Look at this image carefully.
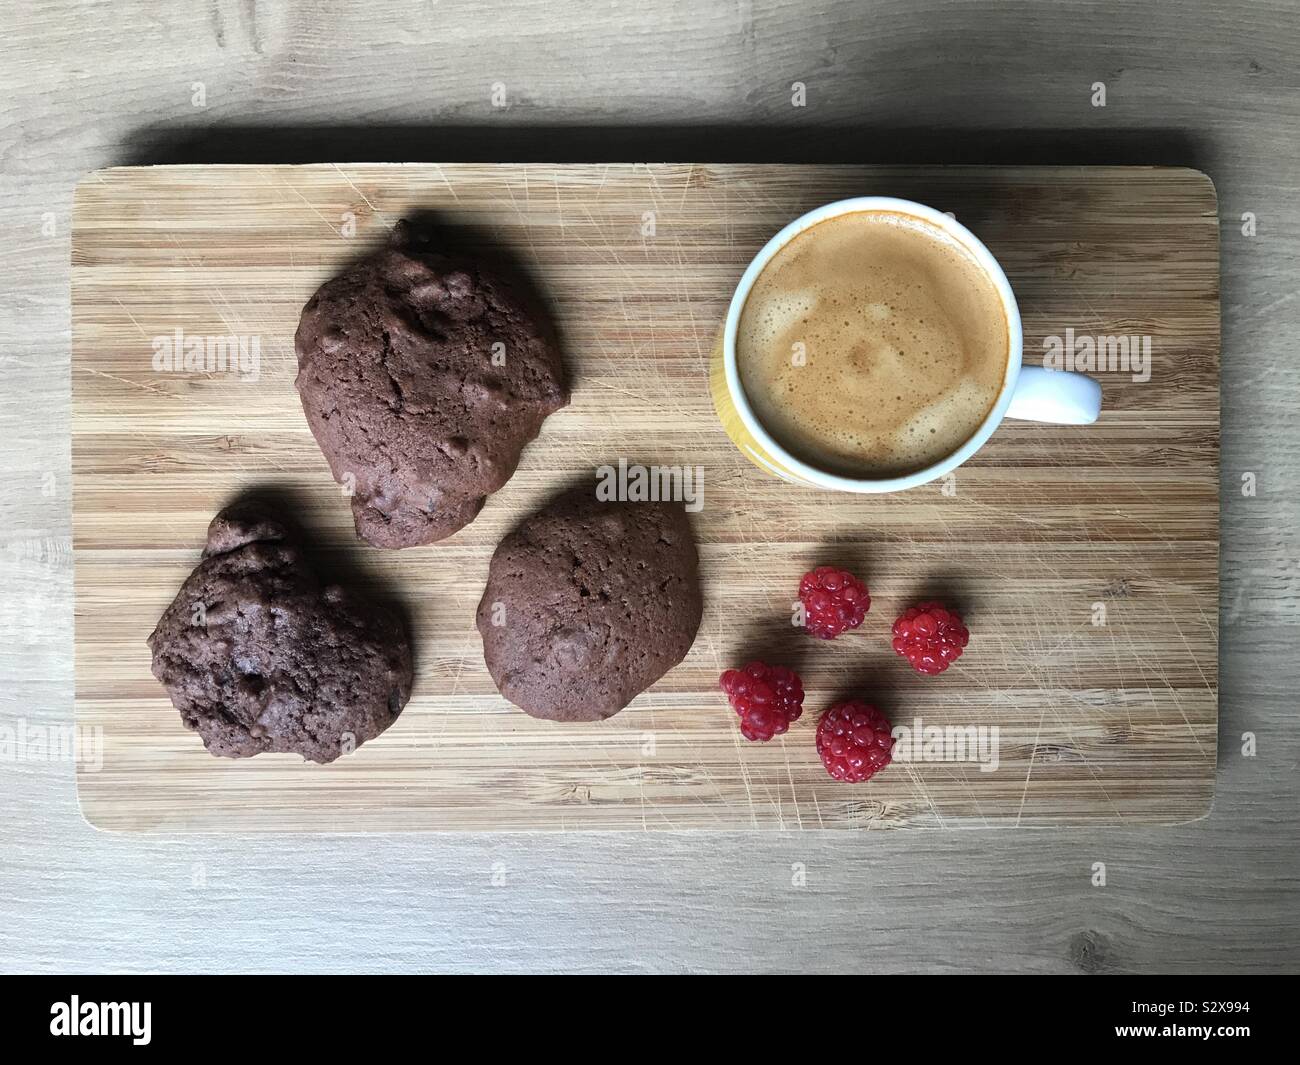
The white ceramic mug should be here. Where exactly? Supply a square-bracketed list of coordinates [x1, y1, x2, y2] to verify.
[711, 196, 1102, 492]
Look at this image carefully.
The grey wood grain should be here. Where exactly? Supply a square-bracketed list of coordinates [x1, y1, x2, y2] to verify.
[1, 0, 1297, 973]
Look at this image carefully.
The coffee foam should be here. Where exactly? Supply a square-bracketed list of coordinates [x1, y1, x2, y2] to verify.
[736, 210, 1009, 478]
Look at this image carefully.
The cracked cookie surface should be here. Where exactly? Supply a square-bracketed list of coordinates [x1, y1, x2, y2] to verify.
[476, 486, 703, 721]
[294, 220, 569, 548]
[147, 503, 413, 763]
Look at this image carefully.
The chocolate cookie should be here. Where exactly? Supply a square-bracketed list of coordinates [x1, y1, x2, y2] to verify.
[147, 502, 413, 763]
[476, 486, 703, 721]
[294, 221, 569, 548]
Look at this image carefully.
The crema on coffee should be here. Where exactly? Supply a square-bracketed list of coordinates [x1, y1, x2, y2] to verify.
[736, 210, 1009, 478]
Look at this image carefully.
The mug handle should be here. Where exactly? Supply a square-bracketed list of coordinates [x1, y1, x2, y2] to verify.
[1006, 366, 1102, 424]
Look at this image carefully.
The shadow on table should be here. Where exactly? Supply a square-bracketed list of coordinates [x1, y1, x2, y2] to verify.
[121, 123, 1208, 170]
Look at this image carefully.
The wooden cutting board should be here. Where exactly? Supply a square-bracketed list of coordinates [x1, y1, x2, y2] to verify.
[72, 164, 1219, 832]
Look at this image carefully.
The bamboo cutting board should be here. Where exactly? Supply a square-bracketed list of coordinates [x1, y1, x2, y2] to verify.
[72, 164, 1219, 832]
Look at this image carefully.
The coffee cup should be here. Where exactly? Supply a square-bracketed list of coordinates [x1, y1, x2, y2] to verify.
[710, 196, 1102, 492]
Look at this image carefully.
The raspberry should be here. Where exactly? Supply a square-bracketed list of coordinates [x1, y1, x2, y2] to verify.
[799, 566, 871, 639]
[816, 701, 895, 783]
[719, 661, 805, 742]
[891, 601, 969, 674]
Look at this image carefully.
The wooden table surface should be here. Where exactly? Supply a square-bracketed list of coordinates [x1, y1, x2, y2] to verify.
[2, 0, 1297, 973]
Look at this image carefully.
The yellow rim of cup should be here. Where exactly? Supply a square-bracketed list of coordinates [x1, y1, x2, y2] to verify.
[708, 327, 819, 487]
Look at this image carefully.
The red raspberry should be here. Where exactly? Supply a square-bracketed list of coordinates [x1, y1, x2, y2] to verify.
[891, 601, 969, 674]
[816, 701, 895, 783]
[799, 566, 871, 639]
[719, 661, 805, 742]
